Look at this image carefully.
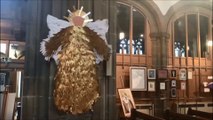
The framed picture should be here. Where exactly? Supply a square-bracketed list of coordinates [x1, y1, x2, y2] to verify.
[204, 88, 210, 92]
[160, 82, 166, 90]
[148, 69, 156, 79]
[0, 40, 9, 59]
[148, 81, 155, 91]
[0, 40, 25, 60]
[171, 88, 176, 97]
[179, 69, 186, 80]
[171, 70, 176, 78]
[188, 71, 192, 79]
[129, 67, 147, 91]
[118, 88, 136, 118]
[157, 69, 168, 79]
[203, 82, 210, 92]
[181, 82, 186, 90]
[207, 76, 213, 79]
[171, 80, 176, 87]
[9, 41, 25, 60]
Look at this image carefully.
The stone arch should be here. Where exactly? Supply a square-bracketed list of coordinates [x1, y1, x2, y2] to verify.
[117, 0, 161, 33]
[165, 0, 212, 33]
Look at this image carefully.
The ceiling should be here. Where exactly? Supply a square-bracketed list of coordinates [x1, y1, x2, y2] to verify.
[153, 0, 180, 15]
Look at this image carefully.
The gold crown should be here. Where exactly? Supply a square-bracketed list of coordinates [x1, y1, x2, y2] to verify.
[64, 6, 93, 26]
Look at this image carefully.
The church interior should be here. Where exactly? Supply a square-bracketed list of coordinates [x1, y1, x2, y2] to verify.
[0, 0, 212, 120]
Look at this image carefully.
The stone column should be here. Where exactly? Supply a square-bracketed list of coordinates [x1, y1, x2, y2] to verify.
[150, 33, 161, 68]
[150, 33, 162, 117]
[22, 0, 51, 119]
[105, 0, 118, 120]
[149, 32, 170, 117]
[160, 33, 171, 115]
[81, 0, 118, 119]
[160, 33, 170, 68]
[150, 32, 170, 68]
[22, 0, 78, 119]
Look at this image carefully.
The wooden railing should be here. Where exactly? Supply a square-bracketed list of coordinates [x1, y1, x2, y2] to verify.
[124, 109, 212, 120]
[130, 109, 165, 120]
[187, 107, 213, 120]
[164, 109, 208, 120]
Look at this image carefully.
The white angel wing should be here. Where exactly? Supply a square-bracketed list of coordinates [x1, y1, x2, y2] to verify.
[86, 19, 109, 63]
[40, 14, 70, 62]
[93, 49, 104, 64]
[86, 19, 108, 42]
[46, 14, 71, 38]
[52, 46, 61, 64]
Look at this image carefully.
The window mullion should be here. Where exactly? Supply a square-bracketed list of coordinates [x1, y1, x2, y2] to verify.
[197, 13, 201, 62]
[208, 17, 212, 59]
[185, 14, 188, 63]
[172, 21, 175, 66]
[145, 17, 148, 65]
[129, 6, 133, 65]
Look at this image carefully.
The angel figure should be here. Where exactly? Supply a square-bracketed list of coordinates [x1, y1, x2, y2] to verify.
[40, 7, 110, 114]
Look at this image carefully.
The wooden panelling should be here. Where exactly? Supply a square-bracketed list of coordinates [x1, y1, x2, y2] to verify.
[206, 60, 212, 67]
[131, 55, 146, 65]
[178, 89, 186, 98]
[174, 58, 180, 66]
[200, 76, 207, 82]
[188, 78, 197, 98]
[194, 59, 199, 66]
[116, 66, 130, 88]
[181, 58, 186, 66]
[116, 54, 148, 66]
[147, 56, 152, 66]
[168, 57, 173, 66]
[188, 58, 193, 66]
[205, 69, 212, 75]
[173, 58, 195, 67]
[116, 54, 130, 64]
[200, 69, 207, 75]
[200, 58, 206, 66]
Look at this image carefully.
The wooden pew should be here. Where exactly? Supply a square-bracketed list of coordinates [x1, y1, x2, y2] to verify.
[130, 109, 165, 120]
[164, 109, 208, 120]
[187, 107, 213, 120]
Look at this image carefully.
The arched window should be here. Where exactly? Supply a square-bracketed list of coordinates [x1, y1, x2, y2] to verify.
[115, 1, 153, 92]
[174, 14, 210, 58]
[116, 3, 146, 55]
